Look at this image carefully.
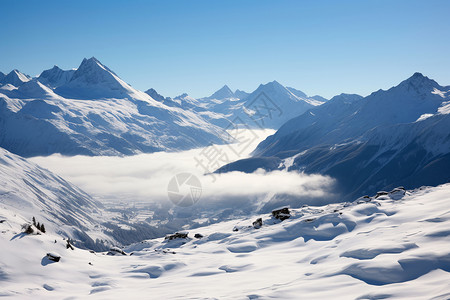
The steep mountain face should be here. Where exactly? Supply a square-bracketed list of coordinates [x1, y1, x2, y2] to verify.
[38, 65, 75, 88]
[286, 86, 308, 98]
[0, 69, 30, 86]
[0, 57, 230, 157]
[219, 73, 450, 199]
[0, 147, 112, 250]
[0, 71, 5, 81]
[145, 88, 170, 103]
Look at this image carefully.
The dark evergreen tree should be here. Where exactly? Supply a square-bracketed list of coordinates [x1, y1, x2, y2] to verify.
[32, 217, 36, 226]
[40, 224, 46, 233]
[36, 222, 40, 230]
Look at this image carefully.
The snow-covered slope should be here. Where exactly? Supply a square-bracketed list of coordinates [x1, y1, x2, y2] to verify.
[38, 65, 75, 88]
[15, 80, 62, 99]
[0, 58, 230, 157]
[1, 184, 449, 298]
[0, 147, 112, 250]
[0, 69, 30, 86]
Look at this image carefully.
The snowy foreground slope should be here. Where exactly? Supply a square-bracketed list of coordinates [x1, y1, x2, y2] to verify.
[0, 147, 114, 250]
[1, 184, 449, 299]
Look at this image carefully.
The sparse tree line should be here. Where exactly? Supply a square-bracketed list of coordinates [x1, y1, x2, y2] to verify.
[22, 216, 46, 234]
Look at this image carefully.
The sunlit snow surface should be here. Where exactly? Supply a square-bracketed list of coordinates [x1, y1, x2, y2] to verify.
[1, 184, 449, 299]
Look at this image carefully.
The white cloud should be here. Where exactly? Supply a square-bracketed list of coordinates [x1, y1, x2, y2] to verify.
[30, 129, 336, 210]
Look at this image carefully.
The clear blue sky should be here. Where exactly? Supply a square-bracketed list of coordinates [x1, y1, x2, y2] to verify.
[1, 0, 449, 99]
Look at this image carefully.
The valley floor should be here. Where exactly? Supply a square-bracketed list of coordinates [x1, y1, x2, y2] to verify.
[1, 184, 450, 299]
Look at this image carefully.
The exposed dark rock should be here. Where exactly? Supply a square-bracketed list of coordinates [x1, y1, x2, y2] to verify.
[272, 207, 291, 221]
[253, 218, 263, 229]
[194, 233, 204, 239]
[165, 232, 188, 241]
[375, 191, 389, 199]
[46, 252, 61, 262]
[66, 239, 74, 250]
[107, 246, 126, 256]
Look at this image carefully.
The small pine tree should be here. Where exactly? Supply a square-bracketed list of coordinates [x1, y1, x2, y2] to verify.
[40, 224, 46, 233]
[36, 222, 40, 230]
[32, 217, 36, 226]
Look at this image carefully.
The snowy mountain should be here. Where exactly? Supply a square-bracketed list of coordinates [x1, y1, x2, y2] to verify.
[0, 69, 30, 86]
[234, 88, 249, 99]
[219, 73, 450, 199]
[1, 183, 450, 298]
[0, 58, 231, 157]
[0, 71, 5, 82]
[239, 80, 325, 128]
[38, 65, 75, 88]
[207, 84, 235, 100]
[15, 80, 62, 99]
[286, 86, 308, 98]
[55, 57, 150, 100]
[141, 82, 326, 131]
[0, 147, 113, 250]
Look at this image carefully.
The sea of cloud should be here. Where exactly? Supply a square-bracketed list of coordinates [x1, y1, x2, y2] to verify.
[31, 129, 336, 210]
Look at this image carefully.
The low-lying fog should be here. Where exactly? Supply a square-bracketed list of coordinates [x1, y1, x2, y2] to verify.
[31, 129, 336, 214]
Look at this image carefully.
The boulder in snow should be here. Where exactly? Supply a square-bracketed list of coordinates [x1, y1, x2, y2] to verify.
[46, 252, 61, 262]
[253, 218, 263, 229]
[107, 247, 127, 256]
[272, 207, 291, 221]
[165, 232, 189, 241]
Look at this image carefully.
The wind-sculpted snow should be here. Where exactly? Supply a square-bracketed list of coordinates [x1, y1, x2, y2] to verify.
[1, 184, 449, 298]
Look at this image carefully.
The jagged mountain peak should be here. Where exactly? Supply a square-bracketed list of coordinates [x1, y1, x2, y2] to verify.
[38, 65, 75, 88]
[208, 84, 235, 99]
[1, 69, 30, 86]
[145, 88, 169, 102]
[70, 57, 115, 81]
[54, 57, 151, 100]
[398, 72, 440, 92]
[234, 89, 249, 99]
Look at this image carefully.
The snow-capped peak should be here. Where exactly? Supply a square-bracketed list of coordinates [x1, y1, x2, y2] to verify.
[208, 84, 235, 99]
[55, 57, 151, 100]
[1, 69, 31, 86]
[38, 65, 75, 88]
[69, 56, 117, 83]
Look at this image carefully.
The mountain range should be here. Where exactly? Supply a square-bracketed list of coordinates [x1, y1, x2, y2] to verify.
[0, 57, 326, 156]
[218, 73, 450, 200]
[0, 58, 232, 156]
